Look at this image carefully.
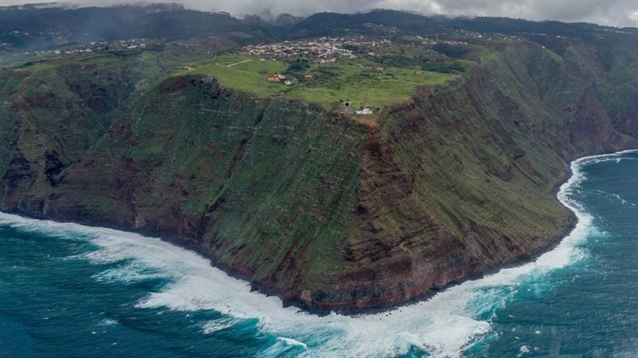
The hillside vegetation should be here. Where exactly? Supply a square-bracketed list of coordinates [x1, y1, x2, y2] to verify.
[0, 8, 637, 313]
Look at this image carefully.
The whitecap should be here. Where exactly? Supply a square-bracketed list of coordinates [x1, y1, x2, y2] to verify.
[277, 337, 308, 349]
[260, 336, 310, 357]
[99, 318, 119, 326]
[517, 345, 530, 357]
[200, 319, 240, 334]
[92, 262, 164, 284]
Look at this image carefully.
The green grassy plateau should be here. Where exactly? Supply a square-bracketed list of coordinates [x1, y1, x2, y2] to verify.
[175, 53, 454, 110]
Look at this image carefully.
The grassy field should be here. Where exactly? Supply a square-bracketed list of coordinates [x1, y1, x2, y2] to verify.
[1, 46, 456, 111]
[174, 53, 455, 110]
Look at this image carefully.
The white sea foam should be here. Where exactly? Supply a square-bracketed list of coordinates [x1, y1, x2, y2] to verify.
[517, 345, 530, 357]
[1, 150, 634, 357]
[99, 318, 119, 326]
[261, 336, 310, 356]
[201, 319, 240, 334]
[92, 262, 164, 284]
[277, 337, 308, 349]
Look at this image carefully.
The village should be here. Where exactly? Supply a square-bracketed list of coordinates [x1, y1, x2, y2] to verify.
[8, 37, 155, 57]
[244, 37, 360, 63]
[242, 34, 477, 63]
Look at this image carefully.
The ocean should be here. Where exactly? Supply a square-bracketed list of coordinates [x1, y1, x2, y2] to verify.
[1, 149, 636, 358]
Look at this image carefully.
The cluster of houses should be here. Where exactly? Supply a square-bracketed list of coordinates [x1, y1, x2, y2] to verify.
[111, 38, 147, 49]
[243, 36, 407, 63]
[53, 48, 93, 55]
[26, 38, 148, 56]
[266, 73, 314, 86]
[30, 43, 102, 56]
[244, 37, 358, 63]
[266, 73, 292, 85]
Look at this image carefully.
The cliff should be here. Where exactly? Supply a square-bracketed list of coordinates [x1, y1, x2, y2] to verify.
[1, 38, 637, 314]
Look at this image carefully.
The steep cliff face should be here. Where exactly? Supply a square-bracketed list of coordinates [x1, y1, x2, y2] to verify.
[1, 40, 636, 313]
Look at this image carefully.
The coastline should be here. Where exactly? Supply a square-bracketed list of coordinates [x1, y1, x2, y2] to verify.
[0, 202, 575, 317]
[420, 149, 638, 307]
[3, 150, 636, 316]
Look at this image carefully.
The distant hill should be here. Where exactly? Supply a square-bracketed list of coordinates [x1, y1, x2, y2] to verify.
[3, 5, 636, 53]
[0, 4, 264, 51]
[286, 9, 638, 41]
[285, 10, 445, 39]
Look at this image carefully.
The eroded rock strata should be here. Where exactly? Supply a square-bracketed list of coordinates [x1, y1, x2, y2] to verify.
[1, 40, 636, 314]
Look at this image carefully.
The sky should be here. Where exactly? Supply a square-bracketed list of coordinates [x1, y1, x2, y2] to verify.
[1, 0, 638, 27]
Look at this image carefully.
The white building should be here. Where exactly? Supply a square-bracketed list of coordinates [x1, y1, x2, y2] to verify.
[356, 108, 373, 115]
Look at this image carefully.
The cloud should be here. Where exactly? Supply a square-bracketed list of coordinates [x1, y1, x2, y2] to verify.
[2, 0, 637, 27]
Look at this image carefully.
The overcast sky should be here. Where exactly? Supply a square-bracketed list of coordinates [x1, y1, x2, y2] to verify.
[2, 0, 638, 27]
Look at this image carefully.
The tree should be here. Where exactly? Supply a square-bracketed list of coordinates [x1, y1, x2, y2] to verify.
[287, 58, 309, 72]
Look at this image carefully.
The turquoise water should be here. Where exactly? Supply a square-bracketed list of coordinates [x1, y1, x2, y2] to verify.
[1, 150, 636, 357]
